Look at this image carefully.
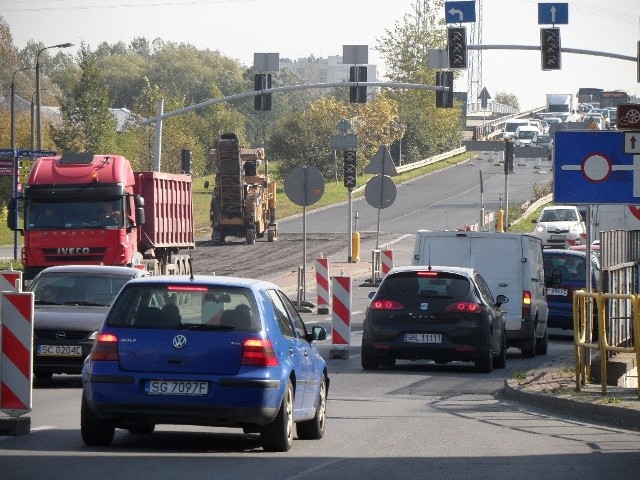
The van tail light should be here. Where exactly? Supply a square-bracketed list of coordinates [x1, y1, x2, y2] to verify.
[369, 299, 404, 310]
[445, 302, 483, 313]
[241, 339, 279, 367]
[522, 291, 532, 318]
[90, 333, 119, 361]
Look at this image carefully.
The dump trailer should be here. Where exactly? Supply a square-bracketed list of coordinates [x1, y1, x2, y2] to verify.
[209, 133, 277, 245]
[8, 152, 194, 279]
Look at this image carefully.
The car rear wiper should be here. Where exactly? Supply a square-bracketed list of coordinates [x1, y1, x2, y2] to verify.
[186, 324, 235, 330]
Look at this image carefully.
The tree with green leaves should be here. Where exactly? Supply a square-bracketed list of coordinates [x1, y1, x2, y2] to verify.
[51, 43, 118, 153]
[494, 91, 520, 112]
[375, 1, 462, 162]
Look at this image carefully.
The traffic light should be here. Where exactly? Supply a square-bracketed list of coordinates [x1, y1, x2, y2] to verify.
[540, 27, 561, 70]
[254, 73, 272, 110]
[181, 149, 192, 174]
[447, 27, 467, 69]
[435, 71, 453, 108]
[349, 66, 367, 103]
[504, 139, 514, 174]
[344, 149, 357, 189]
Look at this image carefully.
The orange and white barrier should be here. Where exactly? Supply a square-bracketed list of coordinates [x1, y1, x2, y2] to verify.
[329, 276, 351, 359]
[315, 257, 330, 314]
[1, 291, 34, 417]
[381, 249, 394, 278]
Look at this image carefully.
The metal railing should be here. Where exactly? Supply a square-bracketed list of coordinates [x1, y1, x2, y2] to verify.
[573, 290, 640, 399]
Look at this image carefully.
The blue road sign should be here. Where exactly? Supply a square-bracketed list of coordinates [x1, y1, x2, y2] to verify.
[538, 3, 568, 25]
[445, 1, 476, 24]
[0, 149, 57, 158]
[554, 130, 638, 204]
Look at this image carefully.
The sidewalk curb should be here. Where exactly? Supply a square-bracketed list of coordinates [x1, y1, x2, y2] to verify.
[502, 380, 640, 431]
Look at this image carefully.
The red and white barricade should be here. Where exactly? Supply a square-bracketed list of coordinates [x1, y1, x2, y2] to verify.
[381, 249, 394, 278]
[315, 257, 330, 314]
[1, 291, 34, 417]
[330, 276, 351, 359]
[0, 270, 22, 293]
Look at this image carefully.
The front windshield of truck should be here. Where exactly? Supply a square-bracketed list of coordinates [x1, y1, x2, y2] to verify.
[26, 200, 124, 230]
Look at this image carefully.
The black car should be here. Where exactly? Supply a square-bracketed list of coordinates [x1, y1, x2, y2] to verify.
[361, 266, 508, 373]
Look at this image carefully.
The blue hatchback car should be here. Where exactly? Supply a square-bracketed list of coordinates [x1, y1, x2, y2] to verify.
[543, 249, 600, 330]
[81, 275, 329, 452]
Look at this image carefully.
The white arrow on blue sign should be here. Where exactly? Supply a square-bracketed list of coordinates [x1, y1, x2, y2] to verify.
[538, 3, 568, 25]
[444, 1, 476, 24]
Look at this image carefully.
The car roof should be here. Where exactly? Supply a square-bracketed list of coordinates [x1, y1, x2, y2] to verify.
[543, 248, 586, 258]
[34, 265, 149, 277]
[123, 274, 279, 290]
[386, 265, 476, 277]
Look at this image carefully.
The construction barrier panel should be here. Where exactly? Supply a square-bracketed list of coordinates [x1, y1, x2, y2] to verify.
[381, 249, 394, 278]
[0, 270, 22, 294]
[1, 291, 34, 417]
[330, 276, 352, 359]
[315, 257, 330, 314]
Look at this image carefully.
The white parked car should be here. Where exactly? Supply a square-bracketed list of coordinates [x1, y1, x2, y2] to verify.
[532, 206, 586, 248]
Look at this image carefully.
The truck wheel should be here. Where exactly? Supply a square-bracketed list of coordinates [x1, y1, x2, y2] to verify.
[246, 227, 256, 245]
[212, 230, 222, 245]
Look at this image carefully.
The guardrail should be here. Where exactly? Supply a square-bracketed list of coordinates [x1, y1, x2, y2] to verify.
[395, 146, 466, 174]
[573, 290, 640, 398]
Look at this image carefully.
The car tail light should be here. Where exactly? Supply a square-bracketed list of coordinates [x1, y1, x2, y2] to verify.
[90, 333, 118, 361]
[369, 299, 404, 310]
[522, 291, 532, 317]
[445, 302, 483, 313]
[241, 339, 279, 367]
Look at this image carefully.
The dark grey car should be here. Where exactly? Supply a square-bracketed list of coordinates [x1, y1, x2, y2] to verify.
[28, 265, 149, 379]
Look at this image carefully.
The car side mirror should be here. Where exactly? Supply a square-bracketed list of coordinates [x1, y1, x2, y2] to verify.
[308, 325, 327, 343]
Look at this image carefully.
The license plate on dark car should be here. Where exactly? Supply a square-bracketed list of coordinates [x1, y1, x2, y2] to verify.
[404, 333, 442, 343]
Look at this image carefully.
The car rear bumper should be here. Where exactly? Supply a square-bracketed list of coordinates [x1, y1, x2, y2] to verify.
[83, 373, 284, 427]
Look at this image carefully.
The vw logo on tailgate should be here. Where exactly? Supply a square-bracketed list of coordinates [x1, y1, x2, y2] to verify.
[172, 335, 187, 349]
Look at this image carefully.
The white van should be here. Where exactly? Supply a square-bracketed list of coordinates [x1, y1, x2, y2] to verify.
[503, 119, 530, 140]
[412, 230, 549, 358]
[514, 125, 540, 147]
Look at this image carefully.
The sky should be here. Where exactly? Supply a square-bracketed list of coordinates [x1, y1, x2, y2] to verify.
[2, 0, 639, 111]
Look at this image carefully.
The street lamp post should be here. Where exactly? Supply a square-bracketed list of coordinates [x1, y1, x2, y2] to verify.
[11, 67, 32, 260]
[36, 42, 73, 150]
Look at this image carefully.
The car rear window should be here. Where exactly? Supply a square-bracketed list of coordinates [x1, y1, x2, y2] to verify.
[381, 272, 471, 300]
[105, 283, 260, 331]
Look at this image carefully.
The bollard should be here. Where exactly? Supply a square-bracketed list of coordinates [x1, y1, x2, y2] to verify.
[371, 249, 382, 285]
[315, 257, 330, 314]
[330, 276, 352, 359]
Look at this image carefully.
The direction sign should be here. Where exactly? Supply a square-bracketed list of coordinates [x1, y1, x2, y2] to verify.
[478, 87, 490, 108]
[0, 149, 57, 158]
[624, 132, 640, 155]
[444, 1, 476, 24]
[617, 104, 640, 130]
[554, 130, 638, 204]
[538, 3, 568, 25]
